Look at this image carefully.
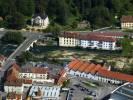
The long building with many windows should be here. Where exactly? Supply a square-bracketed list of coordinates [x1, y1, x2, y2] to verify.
[59, 32, 124, 50]
[65, 59, 133, 84]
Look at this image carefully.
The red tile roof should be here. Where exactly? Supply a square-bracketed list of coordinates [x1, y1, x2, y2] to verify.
[11, 63, 21, 71]
[85, 63, 96, 73]
[6, 68, 19, 81]
[68, 59, 133, 82]
[60, 32, 80, 38]
[72, 61, 84, 71]
[78, 62, 90, 72]
[5, 79, 23, 86]
[22, 79, 32, 84]
[68, 59, 79, 69]
[88, 32, 124, 37]
[91, 64, 101, 74]
[121, 15, 133, 23]
[56, 69, 67, 85]
[70, 60, 82, 70]
[98, 69, 133, 82]
[80, 35, 116, 42]
[68, 60, 107, 74]
[60, 32, 118, 42]
[5, 79, 32, 86]
[20, 67, 48, 74]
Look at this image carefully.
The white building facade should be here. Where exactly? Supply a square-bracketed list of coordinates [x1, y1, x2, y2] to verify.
[4, 85, 23, 94]
[80, 40, 116, 50]
[65, 59, 133, 84]
[121, 16, 133, 29]
[28, 84, 61, 100]
[31, 13, 49, 29]
[19, 67, 54, 83]
[59, 32, 121, 50]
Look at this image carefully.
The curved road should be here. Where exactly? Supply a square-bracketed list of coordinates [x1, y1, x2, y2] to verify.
[0, 30, 51, 80]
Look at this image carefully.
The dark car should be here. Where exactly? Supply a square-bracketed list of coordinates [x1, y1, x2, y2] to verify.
[70, 88, 75, 90]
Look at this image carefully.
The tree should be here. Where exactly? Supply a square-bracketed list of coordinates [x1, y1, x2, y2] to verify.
[88, 6, 113, 29]
[47, 0, 69, 25]
[62, 79, 70, 88]
[43, 24, 61, 38]
[16, 51, 33, 65]
[121, 36, 132, 57]
[35, 0, 48, 13]
[16, 0, 35, 16]
[55, 0, 69, 25]
[71, 21, 78, 29]
[1, 31, 24, 44]
[5, 12, 26, 29]
[0, 0, 17, 16]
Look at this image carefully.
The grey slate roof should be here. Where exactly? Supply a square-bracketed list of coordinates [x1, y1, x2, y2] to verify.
[32, 13, 48, 19]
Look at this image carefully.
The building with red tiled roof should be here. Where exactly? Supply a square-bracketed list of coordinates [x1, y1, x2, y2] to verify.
[80, 35, 117, 42]
[66, 59, 133, 84]
[78, 62, 90, 72]
[59, 32, 122, 50]
[18, 66, 54, 83]
[88, 32, 124, 39]
[54, 69, 68, 86]
[4, 63, 55, 96]
[121, 15, 133, 29]
[98, 69, 133, 83]
[20, 67, 48, 74]
[6, 64, 20, 81]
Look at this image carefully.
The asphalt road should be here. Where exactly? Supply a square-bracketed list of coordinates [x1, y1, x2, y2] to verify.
[0, 30, 51, 81]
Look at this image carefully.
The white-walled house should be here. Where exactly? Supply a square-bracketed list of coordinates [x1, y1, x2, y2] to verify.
[65, 59, 133, 84]
[31, 13, 49, 29]
[28, 83, 61, 100]
[19, 67, 54, 83]
[121, 15, 133, 30]
[4, 81, 23, 94]
[4, 79, 32, 94]
[59, 32, 123, 50]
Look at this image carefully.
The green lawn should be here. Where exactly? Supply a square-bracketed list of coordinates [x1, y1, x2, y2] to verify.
[82, 81, 97, 88]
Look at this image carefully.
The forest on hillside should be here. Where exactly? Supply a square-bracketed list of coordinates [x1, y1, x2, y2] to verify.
[0, 0, 133, 29]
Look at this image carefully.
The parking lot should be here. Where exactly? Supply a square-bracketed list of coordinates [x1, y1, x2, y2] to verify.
[67, 77, 117, 100]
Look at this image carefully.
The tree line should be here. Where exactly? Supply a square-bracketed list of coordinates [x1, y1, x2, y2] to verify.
[0, 0, 133, 29]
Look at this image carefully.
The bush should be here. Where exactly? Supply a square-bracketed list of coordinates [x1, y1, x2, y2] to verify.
[1, 31, 24, 44]
[84, 97, 92, 100]
[16, 51, 33, 65]
[5, 12, 26, 29]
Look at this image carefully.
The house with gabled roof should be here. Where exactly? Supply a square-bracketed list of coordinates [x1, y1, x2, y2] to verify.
[31, 13, 49, 29]
[121, 15, 133, 30]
